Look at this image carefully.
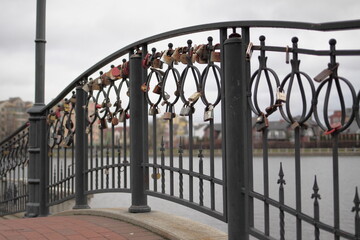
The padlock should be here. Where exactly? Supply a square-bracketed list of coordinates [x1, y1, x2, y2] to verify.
[314, 63, 339, 82]
[171, 47, 182, 62]
[149, 105, 160, 115]
[285, 45, 290, 64]
[204, 105, 214, 121]
[265, 103, 281, 116]
[188, 92, 201, 102]
[142, 53, 151, 69]
[121, 61, 130, 78]
[255, 114, 269, 132]
[110, 66, 121, 80]
[151, 172, 161, 180]
[64, 102, 70, 113]
[290, 121, 300, 130]
[324, 122, 342, 135]
[210, 43, 221, 62]
[63, 133, 73, 147]
[162, 105, 176, 120]
[194, 44, 208, 64]
[98, 118, 108, 129]
[119, 110, 130, 122]
[153, 82, 162, 94]
[276, 88, 287, 103]
[82, 83, 90, 92]
[86, 126, 92, 134]
[180, 104, 192, 116]
[152, 58, 163, 69]
[141, 82, 149, 92]
[101, 75, 111, 86]
[114, 100, 123, 112]
[163, 92, 170, 101]
[246, 42, 253, 61]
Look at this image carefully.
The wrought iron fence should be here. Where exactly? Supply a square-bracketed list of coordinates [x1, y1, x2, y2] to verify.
[0, 20, 360, 239]
[0, 123, 29, 216]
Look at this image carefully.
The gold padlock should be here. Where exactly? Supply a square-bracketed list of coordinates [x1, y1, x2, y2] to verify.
[188, 92, 201, 102]
[210, 43, 221, 62]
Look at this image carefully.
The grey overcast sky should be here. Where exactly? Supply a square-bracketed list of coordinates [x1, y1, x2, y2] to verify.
[0, 0, 359, 105]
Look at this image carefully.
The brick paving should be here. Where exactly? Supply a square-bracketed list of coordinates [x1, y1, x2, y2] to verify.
[0, 215, 166, 240]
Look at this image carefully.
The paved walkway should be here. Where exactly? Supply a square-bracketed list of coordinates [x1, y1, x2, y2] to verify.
[0, 215, 166, 240]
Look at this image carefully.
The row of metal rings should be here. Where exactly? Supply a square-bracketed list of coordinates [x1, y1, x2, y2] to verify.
[249, 36, 360, 134]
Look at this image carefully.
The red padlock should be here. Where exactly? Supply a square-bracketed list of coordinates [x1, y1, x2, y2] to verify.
[324, 122, 342, 135]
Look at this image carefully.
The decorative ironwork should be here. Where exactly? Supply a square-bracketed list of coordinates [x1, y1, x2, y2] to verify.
[0, 20, 359, 240]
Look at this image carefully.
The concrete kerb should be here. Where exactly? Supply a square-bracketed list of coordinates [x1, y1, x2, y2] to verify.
[53, 208, 228, 240]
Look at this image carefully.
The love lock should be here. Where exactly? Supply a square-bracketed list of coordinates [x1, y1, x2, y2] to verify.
[324, 122, 342, 135]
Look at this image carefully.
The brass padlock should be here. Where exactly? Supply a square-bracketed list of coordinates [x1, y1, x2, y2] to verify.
[112, 117, 119, 126]
[152, 58, 163, 69]
[141, 82, 149, 92]
[255, 114, 269, 132]
[188, 92, 201, 102]
[63, 102, 71, 113]
[314, 63, 339, 82]
[204, 105, 214, 121]
[276, 88, 287, 103]
[210, 43, 221, 62]
[153, 82, 162, 94]
[149, 106, 160, 115]
[171, 47, 182, 62]
[151, 172, 161, 180]
[162, 105, 176, 120]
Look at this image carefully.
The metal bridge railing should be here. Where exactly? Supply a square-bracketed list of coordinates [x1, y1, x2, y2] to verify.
[0, 20, 360, 240]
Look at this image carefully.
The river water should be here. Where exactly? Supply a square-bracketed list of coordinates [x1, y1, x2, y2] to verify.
[89, 155, 360, 239]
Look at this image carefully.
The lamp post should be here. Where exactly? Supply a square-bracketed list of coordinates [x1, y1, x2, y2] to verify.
[26, 0, 48, 217]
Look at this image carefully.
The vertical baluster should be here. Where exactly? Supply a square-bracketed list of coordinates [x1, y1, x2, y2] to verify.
[112, 125, 115, 189]
[89, 126, 94, 191]
[60, 163, 63, 200]
[311, 175, 321, 240]
[352, 187, 360, 239]
[106, 146, 109, 189]
[209, 119, 215, 211]
[123, 118, 128, 189]
[53, 169, 56, 202]
[178, 138, 183, 199]
[117, 144, 121, 188]
[100, 128, 104, 189]
[56, 148, 60, 202]
[169, 107, 174, 197]
[160, 137, 166, 194]
[294, 127, 302, 240]
[278, 162, 286, 240]
[153, 114, 158, 192]
[95, 147, 98, 190]
[188, 108, 194, 203]
[263, 128, 270, 236]
[198, 146, 204, 206]
[333, 133, 340, 240]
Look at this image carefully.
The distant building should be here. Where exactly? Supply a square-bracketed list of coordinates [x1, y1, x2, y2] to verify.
[0, 98, 32, 141]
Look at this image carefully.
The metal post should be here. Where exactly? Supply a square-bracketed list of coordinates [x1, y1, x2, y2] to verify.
[224, 31, 251, 239]
[128, 53, 151, 213]
[73, 85, 90, 209]
[26, 0, 48, 217]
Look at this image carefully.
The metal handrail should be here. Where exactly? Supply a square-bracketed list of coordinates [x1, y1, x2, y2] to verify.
[42, 20, 360, 113]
